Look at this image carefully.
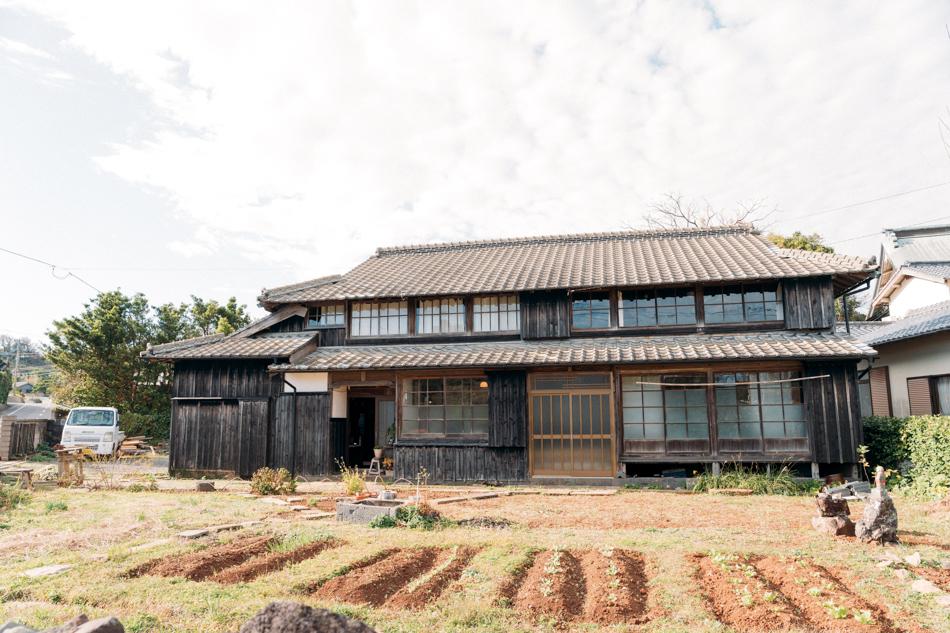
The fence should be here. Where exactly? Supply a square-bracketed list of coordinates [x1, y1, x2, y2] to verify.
[0, 417, 47, 460]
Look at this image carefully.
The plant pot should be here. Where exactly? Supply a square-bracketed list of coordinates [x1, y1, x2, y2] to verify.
[373, 448, 384, 460]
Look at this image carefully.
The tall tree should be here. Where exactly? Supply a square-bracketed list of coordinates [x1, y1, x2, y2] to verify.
[641, 193, 774, 229]
[188, 296, 250, 335]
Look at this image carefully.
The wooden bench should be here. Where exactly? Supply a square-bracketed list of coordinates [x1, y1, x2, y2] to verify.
[0, 467, 34, 491]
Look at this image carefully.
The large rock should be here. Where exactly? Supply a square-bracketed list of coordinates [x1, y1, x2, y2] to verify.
[812, 515, 855, 536]
[240, 602, 376, 633]
[855, 488, 899, 543]
[816, 492, 850, 517]
[43, 616, 123, 633]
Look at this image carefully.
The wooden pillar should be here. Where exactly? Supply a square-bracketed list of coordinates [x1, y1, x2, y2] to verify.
[811, 462, 820, 479]
[711, 462, 721, 476]
[0, 416, 13, 461]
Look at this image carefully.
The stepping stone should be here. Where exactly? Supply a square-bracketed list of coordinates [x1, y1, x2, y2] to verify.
[937, 595, 950, 607]
[911, 578, 941, 594]
[905, 552, 922, 566]
[259, 498, 289, 506]
[286, 496, 304, 503]
[22, 564, 71, 578]
[178, 529, 209, 540]
[894, 569, 910, 579]
[299, 511, 334, 520]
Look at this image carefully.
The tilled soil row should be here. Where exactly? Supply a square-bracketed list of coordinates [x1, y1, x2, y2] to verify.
[753, 557, 906, 633]
[208, 538, 339, 584]
[313, 547, 443, 607]
[692, 553, 806, 632]
[503, 548, 650, 625]
[127, 535, 276, 581]
[386, 546, 481, 610]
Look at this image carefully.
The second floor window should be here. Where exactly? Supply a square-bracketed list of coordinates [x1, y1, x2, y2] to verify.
[703, 283, 783, 324]
[416, 298, 466, 334]
[619, 288, 696, 327]
[572, 292, 611, 329]
[307, 304, 344, 328]
[350, 300, 408, 337]
[473, 295, 520, 332]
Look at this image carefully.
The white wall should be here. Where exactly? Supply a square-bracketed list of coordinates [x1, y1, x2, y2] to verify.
[283, 372, 329, 393]
[331, 387, 348, 418]
[888, 277, 950, 319]
[876, 330, 950, 416]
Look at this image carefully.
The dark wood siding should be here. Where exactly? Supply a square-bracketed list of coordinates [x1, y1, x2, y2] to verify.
[802, 361, 863, 463]
[318, 327, 346, 347]
[488, 371, 527, 447]
[271, 393, 333, 476]
[520, 290, 570, 339]
[394, 445, 526, 482]
[268, 315, 306, 332]
[172, 360, 282, 399]
[169, 400, 241, 474]
[783, 277, 835, 331]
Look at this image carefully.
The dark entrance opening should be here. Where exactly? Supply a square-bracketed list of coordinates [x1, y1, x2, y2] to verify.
[346, 397, 376, 467]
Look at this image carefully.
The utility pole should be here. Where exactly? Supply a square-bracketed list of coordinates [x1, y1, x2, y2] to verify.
[13, 339, 20, 382]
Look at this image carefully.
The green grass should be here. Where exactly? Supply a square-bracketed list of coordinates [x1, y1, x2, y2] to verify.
[691, 464, 821, 495]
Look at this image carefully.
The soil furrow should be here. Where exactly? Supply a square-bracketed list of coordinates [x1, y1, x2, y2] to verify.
[512, 549, 586, 622]
[386, 546, 480, 610]
[580, 548, 650, 625]
[208, 538, 338, 584]
[313, 547, 442, 606]
[127, 535, 276, 581]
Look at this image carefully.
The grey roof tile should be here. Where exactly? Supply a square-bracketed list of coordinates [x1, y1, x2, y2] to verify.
[144, 332, 314, 360]
[860, 300, 950, 346]
[273, 332, 874, 372]
[258, 225, 873, 305]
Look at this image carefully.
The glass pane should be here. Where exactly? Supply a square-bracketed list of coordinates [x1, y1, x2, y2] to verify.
[739, 422, 761, 438]
[723, 303, 743, 322]
[762, 405, 784, 421]
[644, 423, 664, 439]
[715, 387, 737, 405]
[573, 311, 592, 329]
[643, 391, 663, 407]
[667, 423, 686, 439]
[719, 423, 739, 438]
[590, 310, 610, 328]
[785, 422, 806, 437]
[746, 302, 765, 321]
[705, 304, 724, 324]
[739, 405, 760, 422]
[717, 406, 738, 422]
[687, 423, 709, 439]
[762, 422, 785, 438]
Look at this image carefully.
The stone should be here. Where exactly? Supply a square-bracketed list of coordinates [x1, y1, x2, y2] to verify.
[910, 579, 941, 594]
[177, 529, 209, 540]
[22, 564, 72, 578]
[0, 623, 36, 633]
[239, 601, 376, 633]
[855, 488, 899, 544]
[42, 614, 88, 632]
[811, 515, 855, 537]
[876, 560, 894, 568]
[894, 568, 910, 580]
[937, 594, 950, 607]
[195, 482, 215, 492]
[816, 492, 850, 517]
[904, 552, 922, 567]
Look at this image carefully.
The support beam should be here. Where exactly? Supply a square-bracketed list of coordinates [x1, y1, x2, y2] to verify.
[711, 462, 721, 476]
[811, 462, 820, 479]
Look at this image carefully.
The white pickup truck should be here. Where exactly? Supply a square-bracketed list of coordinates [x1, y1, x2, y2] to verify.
[60, 407, 125, 456]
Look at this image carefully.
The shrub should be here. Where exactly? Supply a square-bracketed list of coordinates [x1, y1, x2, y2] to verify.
[336, 460, 366, 496]
[692, 465, 818, 496]
[861, 416, 909, 473]
[370, 503, 449, 530]
[250, 467, 297, 495]
[45, 501, 68, 513]
[120, 411, 170, 440]
[0, 484, 30, 513]
[900, 416, 950, 497]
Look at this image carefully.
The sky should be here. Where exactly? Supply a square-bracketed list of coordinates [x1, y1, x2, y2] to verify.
[1, 1, 950, 343]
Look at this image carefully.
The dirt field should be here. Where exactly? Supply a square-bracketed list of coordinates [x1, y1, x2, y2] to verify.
[1, 486, 949, 632]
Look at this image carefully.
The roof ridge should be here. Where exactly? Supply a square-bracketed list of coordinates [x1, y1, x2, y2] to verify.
[259, 274, 342, 300]
[904, 299, 950, 318]
[375, 223, 757, 257]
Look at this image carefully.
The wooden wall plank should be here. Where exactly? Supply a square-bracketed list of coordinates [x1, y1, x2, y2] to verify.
[488, 371, 527, 447]
[783, 277, 835, 331]
[803, 361, 862, 464]
[394, 446, 527, 482]
[520, 291, 571, 339]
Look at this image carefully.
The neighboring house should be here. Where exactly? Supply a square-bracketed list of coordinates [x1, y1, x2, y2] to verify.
[854, 300, 950, 418]
[870, 225, 950, 319]
[14, 381, 33, 394]
[144, 225, 876, 482]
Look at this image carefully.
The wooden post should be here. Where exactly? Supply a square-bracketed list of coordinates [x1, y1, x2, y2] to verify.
[0, 416, 13, 461]
[811, 462, 820, 479]
[711, 462, 721, 476]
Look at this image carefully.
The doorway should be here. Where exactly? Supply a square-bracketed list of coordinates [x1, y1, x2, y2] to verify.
[346, 397, 376, 466]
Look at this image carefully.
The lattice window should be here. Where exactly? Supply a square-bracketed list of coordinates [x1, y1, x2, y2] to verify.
[401, 377, 489, 437]
[416, 298, 466, 334]
[306, 304, 344, 328]
[571, 292, 611, 329]
[619, 288, 696, 327]
[473, 295, 520, 332]
[350, 301, 408, 337]
[704, 283, 783, 324]
[714, 371, 805, 439]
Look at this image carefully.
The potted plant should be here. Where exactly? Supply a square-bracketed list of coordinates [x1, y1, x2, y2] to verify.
[373, 446, 384, 460]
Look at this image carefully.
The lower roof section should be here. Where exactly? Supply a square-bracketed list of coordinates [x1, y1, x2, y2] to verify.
[271, 332, 876, 372]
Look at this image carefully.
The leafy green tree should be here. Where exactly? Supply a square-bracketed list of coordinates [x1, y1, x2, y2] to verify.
[767, 231, 835, 253]
[45, 291, 252, 438]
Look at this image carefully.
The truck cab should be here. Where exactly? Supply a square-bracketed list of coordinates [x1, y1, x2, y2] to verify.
[60, 407, 124, 456]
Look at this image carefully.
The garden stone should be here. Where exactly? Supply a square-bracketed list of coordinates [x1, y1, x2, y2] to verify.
[811, 515, 855, 536]
[816, 492, 850, 517]
[239, 601, 376, 633]
[937, 595, 950, 607]
[22, 564, 72, 578]
[894, 568, 910, 580]
[855, 487, 898, 544]
[42, 614, 88, 632]
[910, 579, 941, 594]
[0, 623, 36, 633]
[904, 552, 921, 566]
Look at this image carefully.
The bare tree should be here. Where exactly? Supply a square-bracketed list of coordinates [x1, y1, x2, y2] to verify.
[638, 193, 775, 230]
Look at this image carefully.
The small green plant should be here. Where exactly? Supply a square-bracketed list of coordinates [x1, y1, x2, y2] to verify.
[368, 514, 397, 528]
[336, 460, 366, 496]
[369, 503, 450, 530]
[269, 532, 322, 553]
[0, 484, 30, 513]
[762, 591, 778, 603]
[852, 609, 874, 625]
[807, 586, 823, 597]
[823, 600, 848, 619]
[250, 467, 297, 495]
[692, 464, 818, 495]
[44, 501, 68, 513]
[739, 590, 755, 607]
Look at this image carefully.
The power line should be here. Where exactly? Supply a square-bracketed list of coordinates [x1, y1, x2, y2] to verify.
[0, 246, 102, 294]
[787, 180, 950, 221]
[829, 213, 950, 245]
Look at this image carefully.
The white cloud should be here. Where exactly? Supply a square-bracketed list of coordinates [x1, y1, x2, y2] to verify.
[10, 0, 950, 285]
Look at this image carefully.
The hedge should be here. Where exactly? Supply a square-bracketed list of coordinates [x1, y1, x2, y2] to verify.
[861, 415, 950, 497]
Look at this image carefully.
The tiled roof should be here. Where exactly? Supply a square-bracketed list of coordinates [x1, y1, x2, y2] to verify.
[274, 332, 874, 372]
[903, 263, 950, 281]
[258, 225, 873, 305]
[860, 300, 950, 346]
[144, 332, 314, 360]
[837, 321, 889, 339]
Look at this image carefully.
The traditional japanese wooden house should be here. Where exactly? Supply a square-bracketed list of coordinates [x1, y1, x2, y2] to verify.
[144, 225, 877, 481]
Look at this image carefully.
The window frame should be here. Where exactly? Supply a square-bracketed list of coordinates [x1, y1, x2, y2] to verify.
[349, 300, 410, 338]
[398, 375, 490, 439]
[618, 287, 697, 329]
[473, 294, 521, 333]
[702, 282, 785, 326]
[713, 370, 807, 441]
[570, 291, 612, 331]
[415, 297, 467, 335]
[305, 304, 345, 329]
[621, 373, 711, 443]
